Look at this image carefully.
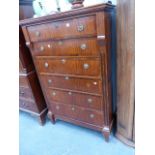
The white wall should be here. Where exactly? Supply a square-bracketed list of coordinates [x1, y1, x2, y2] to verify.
[84, 0, 117, 6]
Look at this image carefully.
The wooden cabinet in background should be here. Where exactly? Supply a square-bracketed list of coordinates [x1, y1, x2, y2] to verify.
[19, 0, 34, 20]
[19, 28, 47, 125]
[20, 3, 116, 141]
[19, 1, 47, 124]
[116, 0, 135, 147]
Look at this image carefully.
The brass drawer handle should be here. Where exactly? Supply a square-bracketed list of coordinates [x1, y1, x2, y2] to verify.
[90, 114, 95, 118]
[47, 44, 51, 48]
[71, 107, 75, 111]
[44, 62, 49, 68]
[80, 44, 87, 50]
[48, 79, 52, 84]
[40, 46, 44, 51]
[93, 81, 98, 85]
[66, 23, 70, 27]
[56, 105, 60, 110]
[25, 42, 30, 47]
[65, 76, 69, 80]
[52, 92, 56, 96]
[35, 31, 40, 37]
[61, 59, 66, 64]
[68, 92, 72, 95]
[83, 63, 89, 70]
[87, 98, 93, 103]
[77, 25, 84, 32]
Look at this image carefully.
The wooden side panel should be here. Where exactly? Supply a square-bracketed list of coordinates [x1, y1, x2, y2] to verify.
[19, 27, 34, 73]
[116, 0, 135, 146]
[96, 11, 114, 128]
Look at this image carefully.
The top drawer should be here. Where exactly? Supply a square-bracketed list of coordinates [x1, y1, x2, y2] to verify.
[27, 16, 96, 42]
[27, 24, 50, 42]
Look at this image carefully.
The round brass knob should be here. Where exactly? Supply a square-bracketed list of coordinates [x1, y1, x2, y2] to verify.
[71, 107, 75, 111]
[61, 59, 66, 64]
[80, 44, 87, 50]
[52, 92, 56, 96]
[56, 105, 59, 110]
[40, 46, 44, 51]
[68, 92, 72, 95]
[90, 114, 95, 118]
[88, 98, 93, 103]
[25, 42, 30, 46]
[35, 31, 40, 37]
[44, 62, 49, 68]
[93, 82, 98, 85]
[83, 63, 89, 70]
[65, 76, 69, 80]
[47, 44, 51, 48]
[66, 23, 70, 27]
[48, 79, 52, 84]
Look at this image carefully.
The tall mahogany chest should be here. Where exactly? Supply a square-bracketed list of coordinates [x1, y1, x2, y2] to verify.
[20, 3, 116, 141]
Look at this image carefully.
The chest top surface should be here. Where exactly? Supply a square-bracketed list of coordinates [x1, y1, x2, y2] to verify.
[19, 3, 115, 26]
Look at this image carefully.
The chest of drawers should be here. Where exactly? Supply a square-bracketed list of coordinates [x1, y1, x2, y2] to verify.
[19, 28, 47, 125]
[20, 3, 115, 141]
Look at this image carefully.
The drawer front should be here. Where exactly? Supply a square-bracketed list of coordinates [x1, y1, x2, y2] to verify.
[41, 75, 102, 94]
[36, 58, 101, 76]
[32, 38, 99, 56]
[27, 24, 50, 42]
[47, 89, 74, 105]
[51, 103, 104, 126]
[41, 75, 76, 91]
[49, 16, 96, 38]
[48, 89, 102, 110]
[19, 98, 38, 113]
[19, 87, 34, 100]
[75, 93, 102, 111]
[19, 76, 29, 87]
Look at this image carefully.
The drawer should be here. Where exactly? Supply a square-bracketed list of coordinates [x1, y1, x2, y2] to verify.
[40, 75, 102, 94]
[47, 89, 102, 110]
[51, 103, 104, 126]
[49, 16, 96, 38]
[32, 38, 99, 56]
[47, 89, 74, 105]
[75, 93, 102, 111]
[19, 98, 38, 113]
[19, 76, 29, 87]
[19, 87, 34, 100]
[41, 75, 76, 91]
[27, 24, 50, 42]
[36, 58, 101, 77]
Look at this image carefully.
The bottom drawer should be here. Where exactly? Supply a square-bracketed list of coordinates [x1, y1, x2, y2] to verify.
[51, 103, 104, 126]
[19, 98, 38, 113]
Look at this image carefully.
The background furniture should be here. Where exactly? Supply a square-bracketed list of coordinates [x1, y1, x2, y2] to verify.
[116, 0, 135, 147]
[19, 0, 34, 20]
[20, 3, 116, 141]
[19, 0, 47, 125]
